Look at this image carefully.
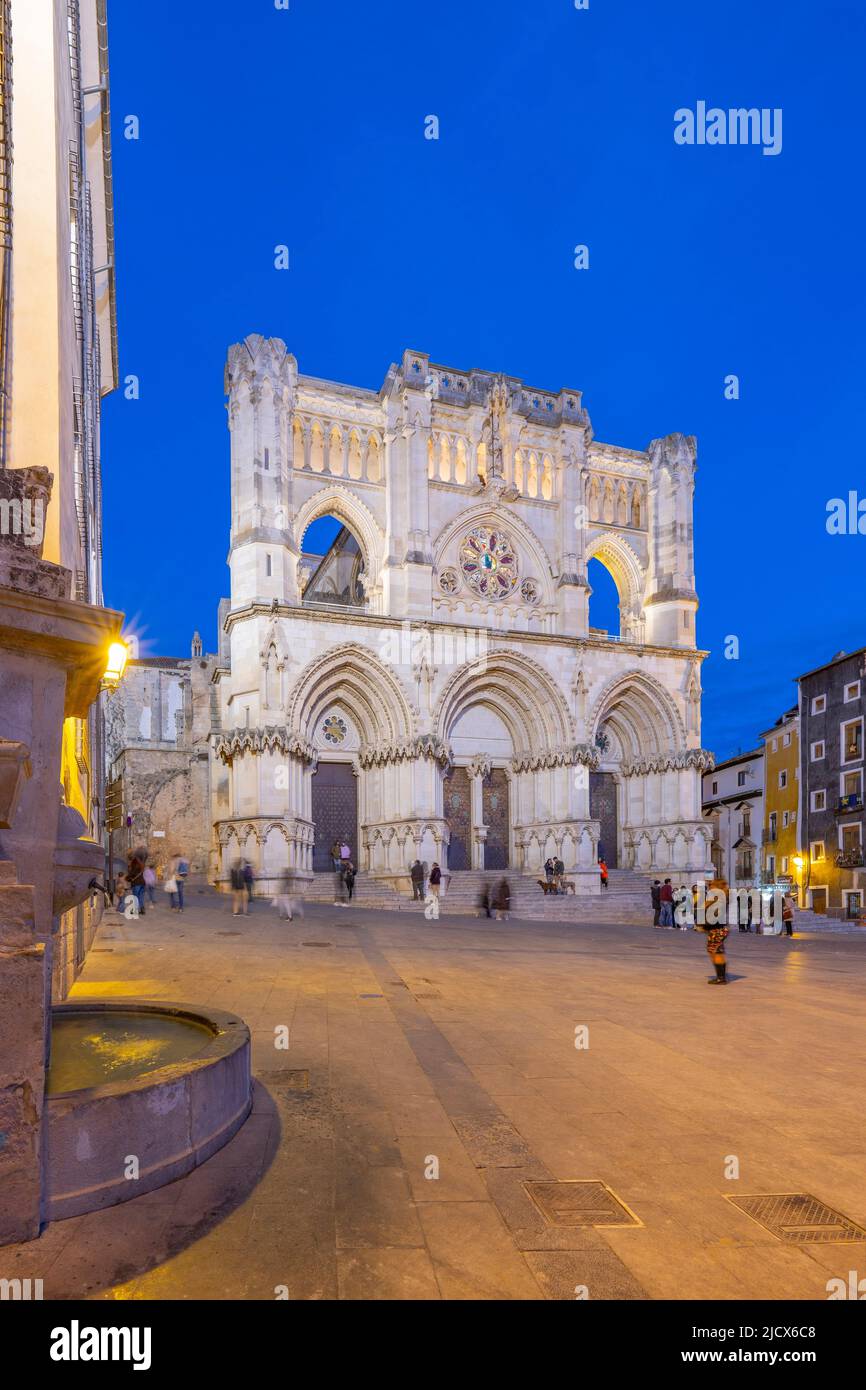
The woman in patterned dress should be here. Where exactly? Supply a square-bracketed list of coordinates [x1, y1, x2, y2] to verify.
[704, 923, 729, 985]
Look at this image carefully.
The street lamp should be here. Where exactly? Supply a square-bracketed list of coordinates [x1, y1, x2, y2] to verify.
[101, 640, 129, 690]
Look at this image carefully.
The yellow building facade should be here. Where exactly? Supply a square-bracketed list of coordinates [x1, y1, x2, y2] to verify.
[761, 706, 800, 888]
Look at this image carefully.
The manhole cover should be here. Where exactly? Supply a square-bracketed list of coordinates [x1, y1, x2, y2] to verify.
[727, 1194, 866, 1243]
[524, 1180, 641, 1228]
[302, 941, 334, 948]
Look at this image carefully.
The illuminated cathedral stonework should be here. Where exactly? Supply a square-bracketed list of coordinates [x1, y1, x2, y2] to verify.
[210, 335, 713, 893]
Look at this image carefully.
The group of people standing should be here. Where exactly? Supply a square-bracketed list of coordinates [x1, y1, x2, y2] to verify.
[410, 859, 443, 918]
[116, 848, 189, 915]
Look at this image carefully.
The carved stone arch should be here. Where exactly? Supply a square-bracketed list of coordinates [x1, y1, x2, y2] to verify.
[293, 484, 385, 592]
[588, 668, 687, 760]
[432, 504, 557, 608]
[264, 821, 292, 845]
[434, 647, 575, 757]
[286, 641, 416, 749]
[585, 529, 647, 634]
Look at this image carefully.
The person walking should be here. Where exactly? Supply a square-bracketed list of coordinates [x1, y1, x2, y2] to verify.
[173, 852, 189, 912]
[343, 860, 356, 902]
[275, 869, 295, 920]
[703, 921, 730, 985]
[651, 880, 662, 926]
[544, 857, 555, 891]
[410, 859, 424, 901]
[423, 880, 440, 920]
[230, 859, 248, 916]
[599, 859, 609, 891]
[143, 863, 157, 908]
[429, 862, 442, 903]
[659, 878, 674, 927]
[554, 856, 565, 893]
[494, 877, 510, 921]
[242, 859, 255, 906]
[782, 891, 796, 938]
[127, 849, 147, 917]
[477, 884, 492, 919]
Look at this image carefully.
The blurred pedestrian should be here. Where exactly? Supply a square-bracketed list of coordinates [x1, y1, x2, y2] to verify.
[477, 884, 492, 919]
[343, 860, 356, 902]
[659, 878, 674, 927]
[127, 848, 147, 917]
[651, 879, 661, 926]
[599, 859, 609, 891]
[143, 863, 157, 907]
[494, 877, 510, 920]
[782, 891, 796, 938]
[410, 859, 424, 901]
[230, 859, 248, 916]
[243, 858, 255, 905]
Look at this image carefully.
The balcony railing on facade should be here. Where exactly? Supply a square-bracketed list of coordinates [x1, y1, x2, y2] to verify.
[835, 794, 864, 815]
[835, 849, 865, 870]
[762, 827, 777, 845]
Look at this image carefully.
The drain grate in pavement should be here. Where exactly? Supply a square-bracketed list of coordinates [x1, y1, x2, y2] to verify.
[302, 941, 334, 948]
[259, 1069, 310, 1092]
[90, 948, 114, 953]
[727, 1193, 866, 1243]
[524, 1180, 641, 1228]
[217, 930, 242, 936]
[414, 991, 442, 999]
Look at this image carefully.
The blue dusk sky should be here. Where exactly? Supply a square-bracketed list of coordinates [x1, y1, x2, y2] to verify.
[101, 0, 866, 761]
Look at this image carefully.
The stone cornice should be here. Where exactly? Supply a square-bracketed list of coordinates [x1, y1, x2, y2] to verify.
[214, 727, 316, 765]
[221, 602, 710, 663]
[511, 743, 601, 774]
[622, 749, 715, 776]
[358, 735, 451, 769]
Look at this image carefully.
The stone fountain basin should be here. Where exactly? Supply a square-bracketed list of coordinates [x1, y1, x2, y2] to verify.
[45, 1000, 251, 1220]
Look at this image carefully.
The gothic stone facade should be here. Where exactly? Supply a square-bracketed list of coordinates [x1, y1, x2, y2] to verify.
[210, 336, 713, 895]
[105, 639, 217, 878]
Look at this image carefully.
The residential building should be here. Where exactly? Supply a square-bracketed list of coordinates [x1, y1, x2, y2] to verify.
[760, 705, 799, 887]
[702, 749, 764, 888]
[798, 648, 866, 917]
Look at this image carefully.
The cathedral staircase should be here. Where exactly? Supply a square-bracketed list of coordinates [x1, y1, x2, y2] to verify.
[297, 867, 654, 924]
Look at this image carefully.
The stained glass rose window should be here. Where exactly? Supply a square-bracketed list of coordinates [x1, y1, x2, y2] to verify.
[459, 526, 518, 600]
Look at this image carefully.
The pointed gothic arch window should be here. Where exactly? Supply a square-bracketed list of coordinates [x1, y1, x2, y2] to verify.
[300, 515, 367, 610]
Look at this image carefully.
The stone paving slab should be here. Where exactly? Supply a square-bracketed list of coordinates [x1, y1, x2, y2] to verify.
[3, 893, 865, 1300]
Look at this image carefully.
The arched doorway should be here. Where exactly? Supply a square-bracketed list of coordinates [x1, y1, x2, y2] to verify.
[589, 769, 618, 867]
[310, 761, 358, 871]
[442, 766, 471, 869]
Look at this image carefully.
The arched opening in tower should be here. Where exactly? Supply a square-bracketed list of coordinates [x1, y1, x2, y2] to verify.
[587, 556, 620, 638]
[299, 514, 367, 610]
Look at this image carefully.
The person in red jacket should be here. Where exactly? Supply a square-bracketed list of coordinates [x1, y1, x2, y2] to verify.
[599, 859, 609, 890]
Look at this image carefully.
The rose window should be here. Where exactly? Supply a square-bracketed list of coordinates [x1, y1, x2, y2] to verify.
[459, 526, 518, 599]
[322, 714, 348, 745]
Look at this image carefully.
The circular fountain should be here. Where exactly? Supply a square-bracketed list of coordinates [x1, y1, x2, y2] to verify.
[45, 1000, 251, 1220]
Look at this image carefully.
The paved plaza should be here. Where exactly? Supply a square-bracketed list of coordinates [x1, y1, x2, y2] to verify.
[4, 894, 866, 1301]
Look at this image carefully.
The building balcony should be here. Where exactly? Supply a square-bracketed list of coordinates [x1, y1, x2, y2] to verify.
[835, 849, 865, 869]
[835, 795, 864, 815]
[762, 828, 777, 845]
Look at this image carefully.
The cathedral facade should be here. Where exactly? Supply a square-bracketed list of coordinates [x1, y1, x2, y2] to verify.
[210, 335, 713, 895]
